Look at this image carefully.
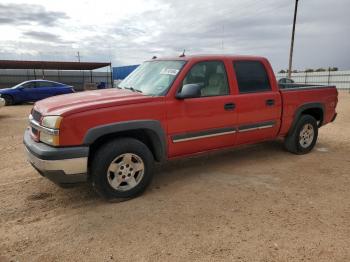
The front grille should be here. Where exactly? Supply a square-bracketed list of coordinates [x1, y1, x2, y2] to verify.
[30, 110, 42, 141]
[32, 110, 42, 122]
[31, 127, 39, 136]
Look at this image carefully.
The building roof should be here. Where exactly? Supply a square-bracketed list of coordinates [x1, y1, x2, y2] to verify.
[0, 60, 111, 70]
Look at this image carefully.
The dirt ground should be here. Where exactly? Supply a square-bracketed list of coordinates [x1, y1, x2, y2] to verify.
[0, 92, 349, 262]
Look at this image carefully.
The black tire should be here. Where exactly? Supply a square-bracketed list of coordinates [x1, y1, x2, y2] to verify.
[3, 95, 14, 106]
[90, 138, 154, 200]
[284, 114, 318, 154]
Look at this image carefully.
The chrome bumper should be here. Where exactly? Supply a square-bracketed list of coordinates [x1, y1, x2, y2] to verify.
[25, 147, 88, 175]
[23, 129, 89, 185]
[0, 98, 5, 107]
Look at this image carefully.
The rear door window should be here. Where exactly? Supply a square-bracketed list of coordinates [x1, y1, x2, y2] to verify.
[233, 61, 271, 93]
[37, 82, 56, 88]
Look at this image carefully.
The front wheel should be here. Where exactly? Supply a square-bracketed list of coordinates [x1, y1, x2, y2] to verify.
[284, 115, 318, 154]
[90, 138, 154, 200]
[3, 95, 14, 106]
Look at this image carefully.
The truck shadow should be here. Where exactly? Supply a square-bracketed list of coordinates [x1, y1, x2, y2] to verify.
[151, 140, 289, 189]
[35, 140, 292, 205]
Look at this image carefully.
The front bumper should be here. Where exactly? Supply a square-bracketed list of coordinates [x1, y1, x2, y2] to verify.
[331, 112, 337, 122]
[23, 128, 89, 185]
[0, 98, 5, 107]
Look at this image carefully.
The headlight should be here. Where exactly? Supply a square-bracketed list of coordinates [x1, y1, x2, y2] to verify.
[40, 132, 59, 146]
[41, 116, 62, 129]
[39, 116, 62, 146]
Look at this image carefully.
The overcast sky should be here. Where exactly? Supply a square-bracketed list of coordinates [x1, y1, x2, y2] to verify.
[0, 0, 349, 71]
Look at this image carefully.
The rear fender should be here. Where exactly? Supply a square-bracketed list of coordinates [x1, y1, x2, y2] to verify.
[288, 103, 324, 135]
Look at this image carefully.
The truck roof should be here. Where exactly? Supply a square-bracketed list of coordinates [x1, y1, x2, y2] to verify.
[147, 54, 267, 62]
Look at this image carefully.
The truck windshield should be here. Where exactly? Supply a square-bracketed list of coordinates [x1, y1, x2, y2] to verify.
[118, 60, 186, 96]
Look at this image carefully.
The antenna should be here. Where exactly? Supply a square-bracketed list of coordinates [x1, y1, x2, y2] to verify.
[221, 25, 224, 50]
[179, 49, 186, 57]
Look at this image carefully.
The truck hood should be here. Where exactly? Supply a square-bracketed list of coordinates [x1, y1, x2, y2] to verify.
[34, 88, 161, 116]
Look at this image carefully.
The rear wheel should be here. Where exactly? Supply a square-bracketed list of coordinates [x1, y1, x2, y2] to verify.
[284, 115, 318, 154]
[3, 95, 14, 106]
[90, 138, 154, 200]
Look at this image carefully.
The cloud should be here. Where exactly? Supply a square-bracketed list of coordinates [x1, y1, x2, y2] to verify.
[23, 31, 62, 42]
[0, 0, 349, 70]
[0, 3, 68, 26]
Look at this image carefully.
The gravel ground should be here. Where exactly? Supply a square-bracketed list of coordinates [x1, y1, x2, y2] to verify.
[0, 92, 349, 262]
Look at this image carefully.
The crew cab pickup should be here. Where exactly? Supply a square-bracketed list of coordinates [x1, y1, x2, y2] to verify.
[23, 55, 338, 199]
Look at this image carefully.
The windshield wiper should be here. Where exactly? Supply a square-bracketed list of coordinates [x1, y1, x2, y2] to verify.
[123, 86, 143, 93]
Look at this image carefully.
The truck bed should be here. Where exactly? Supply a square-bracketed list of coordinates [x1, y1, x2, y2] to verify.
[278, 83, 336, 90]
[278, 84, 338, 136]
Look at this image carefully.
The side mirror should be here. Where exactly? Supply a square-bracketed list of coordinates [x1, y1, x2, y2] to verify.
[176, 83, 202, 99]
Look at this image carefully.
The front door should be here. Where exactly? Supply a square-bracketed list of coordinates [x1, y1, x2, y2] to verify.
[20, 82, 39, 102]
[166, 60, 238, 157]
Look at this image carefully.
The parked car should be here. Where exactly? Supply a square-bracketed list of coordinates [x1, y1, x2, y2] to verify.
[0, 97, 5, 107]
[23, 55, 338, 200]
[278, 77, 295, 84]
[0, 80, 74, 105]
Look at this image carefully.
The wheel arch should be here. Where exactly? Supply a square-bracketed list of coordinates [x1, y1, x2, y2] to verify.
[83, 120, 167, 164]
[2, 93, 16, 105]
[288, 102, 324, 136]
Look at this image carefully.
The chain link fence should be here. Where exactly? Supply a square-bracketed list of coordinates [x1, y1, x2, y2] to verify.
[276, 70, 350, 90]
[0, 69, 112, 91]
[1, 68, 349, 90]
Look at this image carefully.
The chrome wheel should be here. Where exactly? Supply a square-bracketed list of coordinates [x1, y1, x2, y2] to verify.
[299, 123, 314, 148]
[107, 153, 145, 191]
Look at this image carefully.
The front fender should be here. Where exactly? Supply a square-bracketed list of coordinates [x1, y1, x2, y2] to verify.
[83, 120, 167, 161]
[0, 90, 21, 103]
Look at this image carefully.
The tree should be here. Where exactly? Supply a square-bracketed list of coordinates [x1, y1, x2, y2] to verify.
[279, 70, 286, 73]
[329, 67, 338, 71]
[305, 69, 314, 73]
[315, 68, 326, 72]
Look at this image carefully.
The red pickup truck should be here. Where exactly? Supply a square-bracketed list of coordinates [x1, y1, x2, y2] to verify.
[24, 55, 338, 199]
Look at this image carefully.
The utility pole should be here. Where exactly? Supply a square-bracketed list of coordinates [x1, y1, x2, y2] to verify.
[288, 0, 299, 78]
[76, 51, 84, 89]
[76, 51, 81, 63]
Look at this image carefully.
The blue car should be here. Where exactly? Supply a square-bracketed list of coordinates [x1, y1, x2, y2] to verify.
[0, 80, 75, 105]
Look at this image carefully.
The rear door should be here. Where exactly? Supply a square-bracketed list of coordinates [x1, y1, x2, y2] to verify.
[35, 81, 57, 99]
[231, 60, 282, 145]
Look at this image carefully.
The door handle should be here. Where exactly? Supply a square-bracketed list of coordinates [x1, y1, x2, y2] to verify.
[224, 103, 235, 111]
[266, 99, 275, 106]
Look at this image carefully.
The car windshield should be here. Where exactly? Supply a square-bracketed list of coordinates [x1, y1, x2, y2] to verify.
[11, 82, 28, 89]
[118, 60, 186, 96]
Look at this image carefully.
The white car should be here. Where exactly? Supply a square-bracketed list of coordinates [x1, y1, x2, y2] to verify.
[0, 97, 5, 107]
